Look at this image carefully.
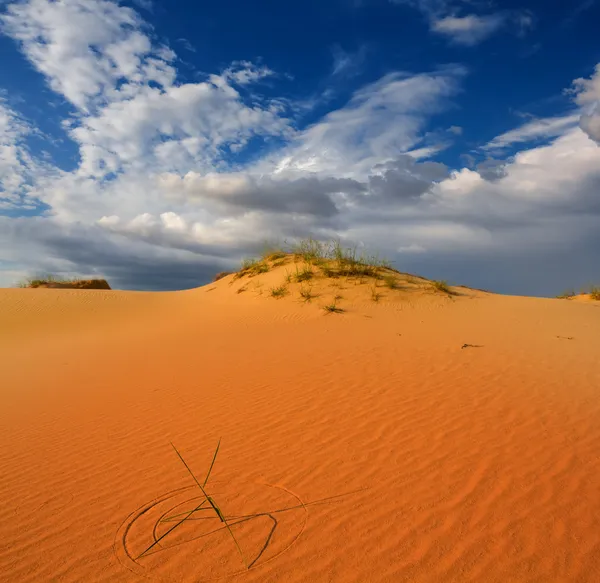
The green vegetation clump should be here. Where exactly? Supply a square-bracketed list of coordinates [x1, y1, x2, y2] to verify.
[16, 274, 111, 289]
[590, 286, 600, 301]
[299, 285, 315, 302]
[431, 279, 453, 295]
[294, 264, 314, 282]
[556, 289, 576, 299]
[370, 285, 381, 302]
[383, 274, 399, 289]
[292, 238, 326, 264]
[229, 238, 395, 284]
[213, 271, 233, 282]
[233, 258, 270, 280]
[270, 284, 288, 298]
[323, 300, 344, 314]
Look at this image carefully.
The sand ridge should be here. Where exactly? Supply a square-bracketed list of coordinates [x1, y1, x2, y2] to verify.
[1, 260, 600, 582]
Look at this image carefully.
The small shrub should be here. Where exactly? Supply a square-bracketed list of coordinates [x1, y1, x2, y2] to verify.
[556, 289, 576, 299]
[590, 286, 600, 301]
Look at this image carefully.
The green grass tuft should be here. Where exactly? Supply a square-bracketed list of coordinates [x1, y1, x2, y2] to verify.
[234, 258, 270, 279]
[431, 279, 453, 295]
[294, 264, 314, 282]
[590, 286, 600, 301]
[556, 289, 576, 299]
[299, 285, 315, 302]
[383, 274, 399, 289]
[270, 284, 288, 298]
[370, 285, 382, 302]
[323, 300, 344, 314]
[292, 238, 326, 264]
[17, 274, 71, 288]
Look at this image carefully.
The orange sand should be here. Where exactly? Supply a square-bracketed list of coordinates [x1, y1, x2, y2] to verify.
[1, 264, 600, 582]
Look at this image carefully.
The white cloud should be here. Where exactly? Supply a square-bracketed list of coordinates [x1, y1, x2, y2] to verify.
[1, 0, 175, 112]
[390, 1, 533, 45]
[430, 14, 505, 45]
[571, 64, 600, 143]
[0, 99, 37, 208]
[482, 114, 581, 151]
[222, 61, 275, 85]
[268, 67, 465, 179]
[70, 79, 292, 179]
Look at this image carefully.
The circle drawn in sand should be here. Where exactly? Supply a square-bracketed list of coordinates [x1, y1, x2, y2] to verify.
[114, 480, 307, 581]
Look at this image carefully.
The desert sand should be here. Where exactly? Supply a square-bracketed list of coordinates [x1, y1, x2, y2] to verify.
[1, 258, 600, 582]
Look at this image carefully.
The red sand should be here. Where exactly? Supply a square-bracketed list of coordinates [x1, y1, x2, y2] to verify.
[1, 265, 600, 582]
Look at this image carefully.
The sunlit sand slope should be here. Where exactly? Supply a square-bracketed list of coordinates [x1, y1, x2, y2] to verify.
[1, 263, 599, 582]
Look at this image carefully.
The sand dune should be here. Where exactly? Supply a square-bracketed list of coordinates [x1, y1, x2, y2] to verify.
[1, 260, 600, 582]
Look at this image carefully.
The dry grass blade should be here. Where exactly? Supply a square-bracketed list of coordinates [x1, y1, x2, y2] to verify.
[137, 498, 209, 559]
[203, 438, 221, 487]
[170, 443, 248, 569]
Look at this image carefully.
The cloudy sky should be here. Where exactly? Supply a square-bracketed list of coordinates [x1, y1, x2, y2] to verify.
[0, 0, 599, 295]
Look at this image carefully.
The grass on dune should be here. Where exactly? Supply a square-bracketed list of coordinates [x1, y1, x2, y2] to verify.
[233, 258, 270, 280]
[557, 289, 576, 299]
[556, 286, 600, 300]
[370, 285, 382, 302]
[17, 274, 74, 288]
[323, 300, 344, 314]
[299, 285, 315, 302]
[430, 279, 453, 295]
[294, 264, 314, 283]
[214, 271, 233, 282]
[224, 238, 470, 305]
[270, 284, 288, 298]
[382, 274, 399, 289]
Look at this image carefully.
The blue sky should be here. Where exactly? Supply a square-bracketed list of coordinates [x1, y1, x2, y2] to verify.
[0, 0, 599, 295]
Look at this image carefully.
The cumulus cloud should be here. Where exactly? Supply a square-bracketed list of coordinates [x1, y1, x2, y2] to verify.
[1, 0, 175, 112]
[1, 0, 294, 186]
[571, 64, 600, 142]
[157, 172, 365, 217]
